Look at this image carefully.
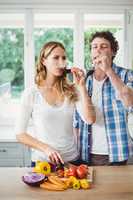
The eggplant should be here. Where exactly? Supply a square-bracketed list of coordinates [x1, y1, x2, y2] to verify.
[22, 172, 47, 187]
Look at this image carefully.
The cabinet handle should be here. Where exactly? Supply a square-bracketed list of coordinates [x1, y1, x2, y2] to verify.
[0, 149, 7, 152]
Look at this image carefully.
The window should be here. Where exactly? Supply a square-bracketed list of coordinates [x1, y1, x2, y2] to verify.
[84, 14, 124, 70]
[0, 13, 24, 98]
[0, 13, 24, 123]
[34, 13, 74, 67]
[0, 9, 132, 125]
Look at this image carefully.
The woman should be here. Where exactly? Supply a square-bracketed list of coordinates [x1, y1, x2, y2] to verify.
[15, 41, 95, 165]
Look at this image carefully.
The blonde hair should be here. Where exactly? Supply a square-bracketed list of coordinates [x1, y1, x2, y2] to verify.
[35, 41, 78, 103]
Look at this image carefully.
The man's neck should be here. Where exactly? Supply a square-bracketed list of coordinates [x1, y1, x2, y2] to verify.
[94, 68, 107, 81]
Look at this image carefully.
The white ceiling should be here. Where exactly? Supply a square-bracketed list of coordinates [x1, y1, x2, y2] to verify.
[0, 0, 133, 5]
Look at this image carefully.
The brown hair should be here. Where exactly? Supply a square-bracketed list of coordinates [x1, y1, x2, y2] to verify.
[89, 31, 119, 60]
[35, 41, 78, 103]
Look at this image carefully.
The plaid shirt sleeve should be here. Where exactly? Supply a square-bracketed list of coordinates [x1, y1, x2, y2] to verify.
[125, 70, 133, 113]
[73, 109, 80, 128]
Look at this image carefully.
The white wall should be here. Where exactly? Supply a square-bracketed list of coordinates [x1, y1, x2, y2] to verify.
[0, 0, 133, 8]
[0, 0, 133, 5]
[0, 1, 132, 15]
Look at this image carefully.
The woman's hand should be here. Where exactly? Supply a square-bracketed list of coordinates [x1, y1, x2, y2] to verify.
[44, 145, 64, 165]
[71, 67, 86, 88]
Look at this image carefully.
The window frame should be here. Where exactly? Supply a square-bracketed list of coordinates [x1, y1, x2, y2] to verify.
[0, 6, 132, 126]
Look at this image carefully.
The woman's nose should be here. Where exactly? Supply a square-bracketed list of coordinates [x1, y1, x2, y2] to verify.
[59, 59, 66, 68]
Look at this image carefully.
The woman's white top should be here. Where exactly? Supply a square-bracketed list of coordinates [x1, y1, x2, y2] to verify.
[15, 86, 86, 162]
[91, 76, 109, 155]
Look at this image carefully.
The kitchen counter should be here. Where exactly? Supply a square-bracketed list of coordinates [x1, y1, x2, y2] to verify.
[0, 165, 133, 200]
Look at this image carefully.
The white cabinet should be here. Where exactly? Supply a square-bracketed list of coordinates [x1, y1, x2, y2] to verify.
[0, 123, 32, 167]
[0, 142, 31, 167]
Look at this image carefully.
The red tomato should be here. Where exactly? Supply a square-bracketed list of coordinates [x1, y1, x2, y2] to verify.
[67, 166, 77, 177]
[76, 164, 88, 179]
[79, 164, 88, 170]
[56, 169, 64, 178]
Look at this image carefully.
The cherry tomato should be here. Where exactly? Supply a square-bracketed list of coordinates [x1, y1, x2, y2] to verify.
[56, 169, 64, 178]
[76, 164, 88, 179]
[67, 166, 77, 177]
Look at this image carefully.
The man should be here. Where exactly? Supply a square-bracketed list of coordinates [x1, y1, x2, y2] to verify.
[74, 31, 133, 166]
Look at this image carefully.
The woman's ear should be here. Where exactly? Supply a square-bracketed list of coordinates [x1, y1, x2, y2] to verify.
[42, 58, 46, 66]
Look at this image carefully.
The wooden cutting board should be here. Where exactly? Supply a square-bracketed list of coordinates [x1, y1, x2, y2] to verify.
[87, 167, 94, 182]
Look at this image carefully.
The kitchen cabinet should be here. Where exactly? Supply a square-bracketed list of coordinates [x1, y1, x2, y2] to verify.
[0, 142, 31, 167]
[0, 123, 32, 167]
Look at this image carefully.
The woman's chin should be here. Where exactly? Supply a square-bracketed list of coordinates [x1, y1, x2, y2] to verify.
[54, 71, 64, 77]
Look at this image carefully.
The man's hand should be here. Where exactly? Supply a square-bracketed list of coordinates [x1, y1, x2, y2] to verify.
[93, 53, 112, 75]
[119, 86, 133, 107]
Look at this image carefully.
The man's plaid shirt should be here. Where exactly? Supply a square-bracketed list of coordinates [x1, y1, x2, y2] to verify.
[73, 64, 133, 163]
